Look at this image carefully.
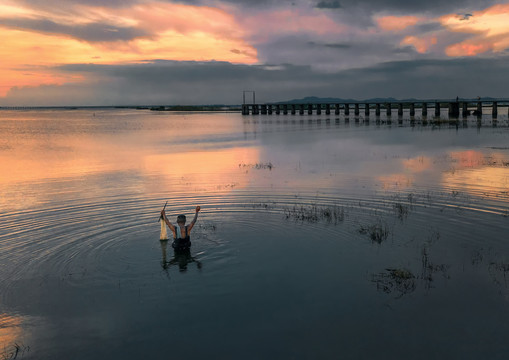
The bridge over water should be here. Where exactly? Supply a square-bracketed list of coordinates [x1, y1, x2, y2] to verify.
[242, 99, 509, 118]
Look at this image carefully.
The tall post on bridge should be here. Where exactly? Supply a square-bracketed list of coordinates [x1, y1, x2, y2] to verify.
[300, 104, 304, 115]
[335, 104, 340, 115]
[398, 103, 403, 116]
[434, 102, 440, 117]
[283, 104, 288, 115]
[354, 103, 360, 116]
[422, 103, 427, 116]
[326, 104, 331, 115]
[344, 104, 350, 115]
[409, 103, 415, 116]
[308, 104, 313, 115]
[462, 102, 468, 117]
[365, 104, 370, 116]
[375, 103, 381, 116]
[386, 103, 391, 116]
[492, 101, 498, 118]
[476, 101, 482, 117]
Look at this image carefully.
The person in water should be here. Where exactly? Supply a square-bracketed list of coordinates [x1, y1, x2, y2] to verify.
[161, 206, 200, 250]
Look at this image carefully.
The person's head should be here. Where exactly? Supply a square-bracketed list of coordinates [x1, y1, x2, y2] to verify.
[176, 214, 186, 225]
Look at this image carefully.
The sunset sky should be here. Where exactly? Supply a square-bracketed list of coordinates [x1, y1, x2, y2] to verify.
[1, 0, 509, 106]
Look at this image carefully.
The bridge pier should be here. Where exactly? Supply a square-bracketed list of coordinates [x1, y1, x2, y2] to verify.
[422, 103, 427, 116]
[335, 104, 340, 115]
[355, 103, 360, 116]
[275, 104, 280, 115]
[410, 103, 415, 116]
[299, 104, 304, 115]
[492, 101, 498, 117]
[326, 104, 331, 115]
[317, 104, 322, 115]
[308, 104, 313, 115]
[386, 103, 391, 116]
[434, 102, 440, 117]
[376, 103, 381, 116]
[462, 102, 468, 117]
[365, 103, 370, 116]
[398, 103, 403, 116]
[476, 101, 482, 117]
[344, 104, 350, 115]
[283, 104, 288, 115]
[448, 102, 459, 118]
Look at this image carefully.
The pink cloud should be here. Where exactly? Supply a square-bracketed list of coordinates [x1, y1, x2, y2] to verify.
[240, 8, 348, 42]
[401, 35, 437, 53]
[376, 15, 424, 31]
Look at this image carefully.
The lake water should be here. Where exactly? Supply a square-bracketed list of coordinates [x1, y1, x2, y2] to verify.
[1, 108, 509, 359]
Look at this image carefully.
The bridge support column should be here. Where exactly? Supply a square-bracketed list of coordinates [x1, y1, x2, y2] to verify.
[299, 104, 304, 115]
[462, 102, 468, 117]
[398, 103, 403, 116]
[308, 104, 313, 115]
[275, 104, 280, 115]
[335, 104, 340, 115]
[386, 103, 391, 116]
[492, 101, 498, 117]
[410, 103, 415, 116]
[326, 104, 331, 115]
[375, 104, 381, 116]
[435, 102, 440, 117]
[365, 104, 370, 116]
[344, 104, 350, 115]
[283, 104, 288, 115]
[422, 103, 427, 116]
[354, 103, 359, 116]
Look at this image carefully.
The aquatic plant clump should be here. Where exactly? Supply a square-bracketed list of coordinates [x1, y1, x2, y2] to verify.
[358, 222, 389, 243]
[238, 162, 274, 170]
[283, 204, 345, 224]
[371, 268, 416, 298]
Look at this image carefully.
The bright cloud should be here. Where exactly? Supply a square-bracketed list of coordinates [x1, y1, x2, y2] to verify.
[0, 1, 258, 97]
[441, 4, 509, 56]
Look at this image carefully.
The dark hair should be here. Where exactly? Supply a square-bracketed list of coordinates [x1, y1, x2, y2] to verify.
[177, 214, 186, 224]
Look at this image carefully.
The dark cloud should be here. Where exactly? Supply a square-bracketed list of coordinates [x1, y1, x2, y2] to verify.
[333, 0, 497, 14]
[307, 41, 351, 49]
[0, 18, 147, 42]
[315, 1, 342, 9]
[4, 57, 509, 106]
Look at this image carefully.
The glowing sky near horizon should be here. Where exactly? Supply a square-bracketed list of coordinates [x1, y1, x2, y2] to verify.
[1, 0, 509, 105]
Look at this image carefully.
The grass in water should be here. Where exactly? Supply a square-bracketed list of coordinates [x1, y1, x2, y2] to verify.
[283, 204, 345, 224]
[358, 221, 389, 243]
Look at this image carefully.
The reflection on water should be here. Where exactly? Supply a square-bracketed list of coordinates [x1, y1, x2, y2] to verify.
[159, 240, 202, 273]
[1, 109, 509, 359]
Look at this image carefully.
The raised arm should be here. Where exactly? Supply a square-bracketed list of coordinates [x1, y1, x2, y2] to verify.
[187, 206, 200, 232]
[161, 210, 175, 232]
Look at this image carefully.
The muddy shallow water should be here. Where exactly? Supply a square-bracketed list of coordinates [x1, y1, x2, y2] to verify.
[1, 109, 509, 359]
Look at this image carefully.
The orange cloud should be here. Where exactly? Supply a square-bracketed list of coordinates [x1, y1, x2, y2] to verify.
[441, 4, 509, 56]
[376, 15, 424, 31]
[400, 35, 437, 53]
[0, 1, 258, 97]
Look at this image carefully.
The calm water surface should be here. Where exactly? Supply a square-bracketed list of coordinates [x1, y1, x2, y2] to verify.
[1, 109, 509, 359]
